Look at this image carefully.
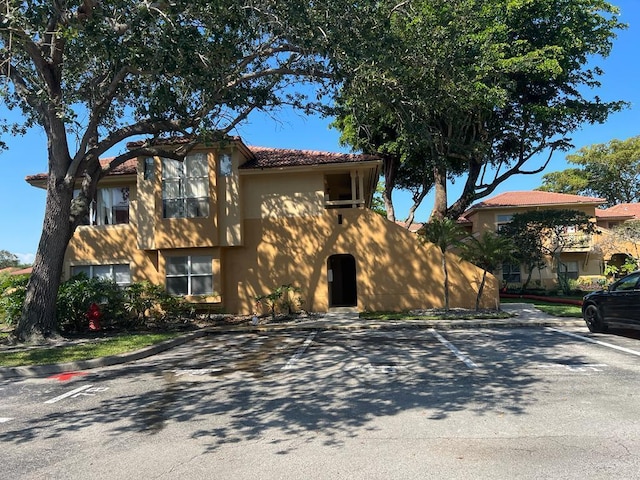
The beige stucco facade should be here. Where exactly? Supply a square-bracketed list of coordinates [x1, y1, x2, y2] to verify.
[462, 193, 626, 290]
[54, 139, 499, 314]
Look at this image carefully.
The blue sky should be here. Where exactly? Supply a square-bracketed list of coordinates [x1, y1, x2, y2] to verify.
[1, 0, 639, 264]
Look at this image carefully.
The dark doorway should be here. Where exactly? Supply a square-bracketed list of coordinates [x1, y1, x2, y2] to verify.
[328, 254, 357, 307]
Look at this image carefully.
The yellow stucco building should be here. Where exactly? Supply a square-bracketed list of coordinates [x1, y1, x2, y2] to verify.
[461, 191, 640, 290]
[28, 138, 499, 314]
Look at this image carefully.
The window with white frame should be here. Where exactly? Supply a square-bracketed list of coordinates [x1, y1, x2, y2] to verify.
[73, 187, 130, 226]
[71, 264, 131, 286]
[501, 262, 521, 283]
[162, 153, 209, 218]
[166, 255, 213, 296]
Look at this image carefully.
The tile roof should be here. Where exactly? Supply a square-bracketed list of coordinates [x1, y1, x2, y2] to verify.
[469, 191, 605, 209]
[596, 203, 640, 220]
[25, 145, 380, 182]
[395, 221, 424, 233]
[25, 157, 136, 182]
[240, 146, 381, 169]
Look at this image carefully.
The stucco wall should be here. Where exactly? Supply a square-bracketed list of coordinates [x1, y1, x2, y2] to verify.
[223, 208, 499, 314]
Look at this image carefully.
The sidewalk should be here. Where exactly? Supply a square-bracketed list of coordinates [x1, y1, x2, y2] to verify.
[0, 304, 585, 379]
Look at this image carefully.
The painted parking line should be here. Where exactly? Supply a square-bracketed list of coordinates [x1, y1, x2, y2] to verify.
[0, 417, 13, 423]
[429, 329, 479, 369]
[282, 331, 317, 370]
[546, 327, 640, 357]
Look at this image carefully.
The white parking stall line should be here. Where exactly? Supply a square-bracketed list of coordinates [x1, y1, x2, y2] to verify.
[546, 327, 640, 357]
[282, 331, 317, 370]
[44, 385, 93, 404]
[429, 329, 479, 369]
[0, 417, 13, 423]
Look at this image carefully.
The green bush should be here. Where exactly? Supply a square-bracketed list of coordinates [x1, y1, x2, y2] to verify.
[0, 274, 29, 325]
[3, 274, 193, 332]
[56, 275, 126, 332]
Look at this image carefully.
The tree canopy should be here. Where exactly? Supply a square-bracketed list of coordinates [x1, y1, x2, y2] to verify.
[0, 250, 20, 269]
[538, 136, 640, 206]
[333, 0, 626, 223]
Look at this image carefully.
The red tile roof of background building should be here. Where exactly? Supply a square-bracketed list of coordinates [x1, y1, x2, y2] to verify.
[469, 191, 605, 209]
[596, 203, 640, 220]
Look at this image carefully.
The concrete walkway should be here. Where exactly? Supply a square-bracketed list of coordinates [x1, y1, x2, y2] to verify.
[0, 304, 585, 379]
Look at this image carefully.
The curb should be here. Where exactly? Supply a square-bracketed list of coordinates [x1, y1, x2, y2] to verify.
[0, 318, 586, 379]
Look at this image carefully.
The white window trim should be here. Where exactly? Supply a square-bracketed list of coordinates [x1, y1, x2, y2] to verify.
[166, 255, 213, 296]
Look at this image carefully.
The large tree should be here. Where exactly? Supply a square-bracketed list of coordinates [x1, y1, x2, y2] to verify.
[0, 0, 377, 341]
[333, 0, 626, 224]
[538, 136, 640, 207]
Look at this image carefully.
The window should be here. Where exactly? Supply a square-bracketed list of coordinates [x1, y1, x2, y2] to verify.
[501, 262, 521, 283]
[219, 153, 232, 177]
[162, 153, 209, 218]
[166, 255, 213, 295]
[559, 261, 579, 280]
[144, 157, 155, 180]
[73, 187, 130, 226]
[71, 264, 131, 286]
[496, 214, 513, 231]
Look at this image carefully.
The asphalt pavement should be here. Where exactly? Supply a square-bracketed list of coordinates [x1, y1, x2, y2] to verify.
[0, 303, 586, 379]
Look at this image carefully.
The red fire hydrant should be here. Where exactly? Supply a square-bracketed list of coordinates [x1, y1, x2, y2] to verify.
[86, 303, 102, 331]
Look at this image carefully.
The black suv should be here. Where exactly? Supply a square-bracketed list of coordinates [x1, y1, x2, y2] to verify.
[582, 271, 640, 333]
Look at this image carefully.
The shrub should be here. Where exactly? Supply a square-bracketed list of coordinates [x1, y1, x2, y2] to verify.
[56, 275, 126, 332]
[255, 284, 304, 321]
[0, 274, 29, 325]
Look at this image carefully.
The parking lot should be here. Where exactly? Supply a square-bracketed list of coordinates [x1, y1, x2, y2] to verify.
[2, 325, 640, 479]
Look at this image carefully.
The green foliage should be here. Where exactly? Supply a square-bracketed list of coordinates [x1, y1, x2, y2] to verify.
[333, 0, 626, 220]
[539, 136, 640, 207]
[0, 250, 20, 269]
[255, 284, 303, 321]
[499, 209, 597, 295]
[0, 274, 29, 325]
[56, 276, 126, 332]
[418, 218, 469, 311]
[461, 232, 515, 310]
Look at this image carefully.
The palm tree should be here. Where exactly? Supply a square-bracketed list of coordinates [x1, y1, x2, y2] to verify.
[418, 218, 468, 311]
[461, 231, 515, 310]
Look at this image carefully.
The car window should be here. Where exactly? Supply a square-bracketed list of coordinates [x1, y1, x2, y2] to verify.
[612, 273, 640, 291]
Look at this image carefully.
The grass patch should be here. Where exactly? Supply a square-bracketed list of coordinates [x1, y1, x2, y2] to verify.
[360, 310, 512, 321]
[500, 297, 583, 317]
[531, 304, 582, 318]
[0, 332, 181, 368]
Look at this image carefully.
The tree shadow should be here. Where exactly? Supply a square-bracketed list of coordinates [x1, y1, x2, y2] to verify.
[0, 328, 596, 455]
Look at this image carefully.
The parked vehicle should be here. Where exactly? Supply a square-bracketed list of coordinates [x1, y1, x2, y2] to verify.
[582, 271, 640, 333]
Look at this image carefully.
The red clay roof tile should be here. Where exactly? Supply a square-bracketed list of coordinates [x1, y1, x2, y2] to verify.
[470, 191, 605, 209]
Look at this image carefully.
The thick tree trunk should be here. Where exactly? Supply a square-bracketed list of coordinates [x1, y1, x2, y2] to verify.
[14, 176, 75, 342]
[430, 162, 447, 221]
[475, 270, 487, 311]
[382, 154, 398, 222]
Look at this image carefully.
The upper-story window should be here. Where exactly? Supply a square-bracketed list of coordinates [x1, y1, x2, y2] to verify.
[162, 153, 209, 219]
[496, 214, 513, 231]
[74, 187, 130, 226]
[219, 153, 232, 177]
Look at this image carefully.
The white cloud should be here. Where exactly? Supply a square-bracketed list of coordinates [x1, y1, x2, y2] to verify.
[15, 253, 35, 265]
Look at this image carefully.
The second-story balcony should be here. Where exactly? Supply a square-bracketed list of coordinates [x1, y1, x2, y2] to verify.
[559, 232, 593, 252]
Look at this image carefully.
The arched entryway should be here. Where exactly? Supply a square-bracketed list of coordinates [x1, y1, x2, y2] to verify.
[327, 254, 357, 307]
